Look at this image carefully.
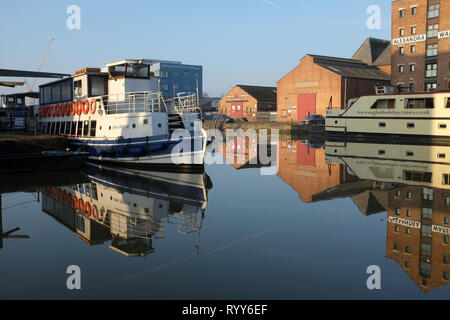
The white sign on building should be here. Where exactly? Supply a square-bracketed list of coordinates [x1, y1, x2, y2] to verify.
[438, 30, 450, 39]
[392, 34, 426, 46]
[388, 216, 421, 229]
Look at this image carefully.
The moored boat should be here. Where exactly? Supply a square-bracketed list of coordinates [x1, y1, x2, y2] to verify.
[36, 59, 207, 168]
[326, 86, 450, 140]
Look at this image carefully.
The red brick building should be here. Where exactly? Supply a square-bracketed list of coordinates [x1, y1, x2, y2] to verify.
[218, 85, 277, 122]
[391, 0, 450, 92]
[276, 54, 390, 122]
[277, 140, 355, 203]
[386, 185, 450, 292]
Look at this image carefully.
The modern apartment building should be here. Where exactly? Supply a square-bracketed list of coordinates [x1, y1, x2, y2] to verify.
[391, 0, 450, 92]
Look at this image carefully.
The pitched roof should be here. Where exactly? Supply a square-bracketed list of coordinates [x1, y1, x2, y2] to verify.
[199, 97, 219, 107]
[352, 37, 391, 66]
[308, 54, 390, 81]
[236, 85, 277, 102]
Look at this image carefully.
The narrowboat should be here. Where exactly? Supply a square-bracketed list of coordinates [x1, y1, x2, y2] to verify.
[36, 59, 207, 168]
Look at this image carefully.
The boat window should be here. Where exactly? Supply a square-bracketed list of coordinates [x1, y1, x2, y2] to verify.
[61, 79, 72, 101]
[108, 65, 126, 78]
[405, 98, 434, 109]
[7, 97, 14, 103]
[126, 64, 149, 78]
[90, 120, 97, 137]
[407, 123, 415, 128]
[83, 120, 89, 136]
[90, 76, 106, 97]
[404, 170, 432, 183]
[74, 80, 82, 98]
[65, 121, 71, 134]
[370, 99, 396, 109]
[43, 86, 51, 104]
[446, 98, 450, 108]
[91, 183, 98, 200]
[439, 124, 447, 129]
[52, 83, 61, 102]
[379, 122, 386, 127]
[76, 121, 82, 136]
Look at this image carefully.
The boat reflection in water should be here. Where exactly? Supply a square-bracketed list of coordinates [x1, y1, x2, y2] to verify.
[324, 139, 450, 292]
[40, 164, 212, 257]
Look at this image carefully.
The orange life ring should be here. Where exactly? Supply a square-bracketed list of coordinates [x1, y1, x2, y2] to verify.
[77, 101, 83, 115]
[64, 103, 70, 116]
[91, 205, 98, 221]
[82, 99, 90, 115]
[78, 198, 84, 211]
[73, 196, 79, 210]
[71, 101, 76, 115]
[84, 202, 91, 217]
[90, 99, 96, 114]
[55, 104, 61, 117]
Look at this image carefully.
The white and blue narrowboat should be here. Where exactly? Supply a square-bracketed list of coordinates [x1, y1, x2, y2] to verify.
[36, 59, 207, 168]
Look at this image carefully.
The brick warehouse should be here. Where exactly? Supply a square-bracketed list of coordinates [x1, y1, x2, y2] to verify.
[218, 85, 277, 122]
[277, 54, 390, 122]
[391, 0, 450, 92]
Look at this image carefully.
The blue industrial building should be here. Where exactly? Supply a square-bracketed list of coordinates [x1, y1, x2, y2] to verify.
[150, 60, 203, 99]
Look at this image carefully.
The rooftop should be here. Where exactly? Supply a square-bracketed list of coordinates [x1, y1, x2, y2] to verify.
[352, 37, 391, 66]
[236, 85, 277, 102]
[308, 54, 390, 81]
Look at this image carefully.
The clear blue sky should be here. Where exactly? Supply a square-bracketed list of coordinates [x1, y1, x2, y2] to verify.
[0, 0, 391, 97]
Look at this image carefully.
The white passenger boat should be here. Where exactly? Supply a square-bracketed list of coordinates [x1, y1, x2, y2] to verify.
[326, 86, 450, 140]
[36, 59, 207, 168]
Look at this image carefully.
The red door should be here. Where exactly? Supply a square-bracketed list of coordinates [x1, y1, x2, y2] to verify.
[231, 102, 243, 119]
[297, 93, 316, 122]
[297, 141, 315, 166]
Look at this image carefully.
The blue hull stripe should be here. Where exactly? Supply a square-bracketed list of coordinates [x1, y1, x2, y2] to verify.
[67, 134, 205, 159]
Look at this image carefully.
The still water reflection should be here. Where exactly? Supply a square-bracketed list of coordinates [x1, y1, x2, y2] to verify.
[1, 134, 450, 299]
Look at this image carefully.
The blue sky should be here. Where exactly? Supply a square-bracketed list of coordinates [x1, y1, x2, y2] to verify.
[0, 0, 391, 97]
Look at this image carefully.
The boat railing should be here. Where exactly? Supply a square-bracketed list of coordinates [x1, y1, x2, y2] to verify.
[94, 91, 168, 115]
[171, 92, 202, 116]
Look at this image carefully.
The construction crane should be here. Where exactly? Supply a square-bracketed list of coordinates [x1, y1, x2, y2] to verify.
[24, 38, 55, 92]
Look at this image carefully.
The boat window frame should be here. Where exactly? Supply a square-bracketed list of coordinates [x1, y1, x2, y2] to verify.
[405, 97, 435, 109]
[370, 98, 396, 110]
[90, 120, 97, 137]
[76, 121, 83, 136]
[82, 120, 89, 137]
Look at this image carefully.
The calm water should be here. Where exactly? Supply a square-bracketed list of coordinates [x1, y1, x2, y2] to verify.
[1, 135, 450, 299]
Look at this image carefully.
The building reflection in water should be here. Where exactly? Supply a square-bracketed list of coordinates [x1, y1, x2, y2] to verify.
[40, 164, 212, 257]
[324, 139, 450, 293]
